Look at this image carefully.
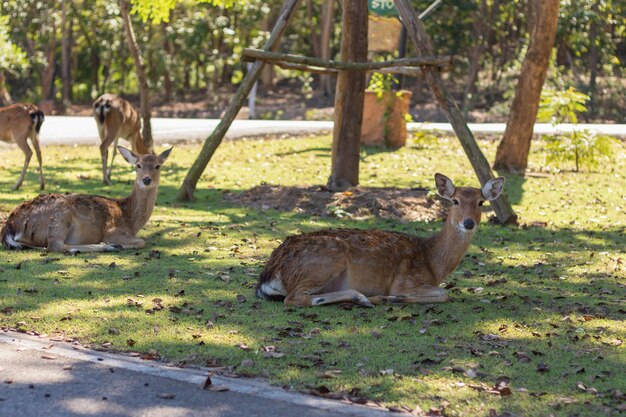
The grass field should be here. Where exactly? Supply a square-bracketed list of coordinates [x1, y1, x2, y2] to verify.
[1, 134, 625, 416]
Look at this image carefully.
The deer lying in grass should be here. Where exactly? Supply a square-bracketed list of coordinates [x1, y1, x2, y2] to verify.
[256, 173, 505, 307]
[1, 146, 171, 253]
[93, 94, 151, 185]
[0, 103, 45, 190]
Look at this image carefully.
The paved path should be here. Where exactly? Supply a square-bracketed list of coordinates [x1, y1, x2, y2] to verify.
[0, 332, 397, 417]
[38, 116, 626, 146]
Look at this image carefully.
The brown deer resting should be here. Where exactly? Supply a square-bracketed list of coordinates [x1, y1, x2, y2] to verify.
[0, 103, 45, 190]
[1, 147, 171, 253]
[93, 94, 151, 185]
[256, 174, 505, 307]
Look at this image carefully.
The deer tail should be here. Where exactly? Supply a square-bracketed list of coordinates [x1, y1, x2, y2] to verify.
[255, 268, 286, 301]
[0, 222, 22, 250]
[29, 109, 45, 134]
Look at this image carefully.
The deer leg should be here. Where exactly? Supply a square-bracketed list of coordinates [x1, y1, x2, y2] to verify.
[29, 131, 45, 190]
[104, 231, 145, 250]
[285, 289, 374, 308]
[368, 286, 449, 305]
[12, 138, 32, 191]
[100, 129, 118, 186]
[106, 136, 120, 179]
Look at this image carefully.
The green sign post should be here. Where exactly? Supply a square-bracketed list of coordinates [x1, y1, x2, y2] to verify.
[368, 0, 399, 16]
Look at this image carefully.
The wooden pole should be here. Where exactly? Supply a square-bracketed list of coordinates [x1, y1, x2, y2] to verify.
[241, 49, 451, 70]
[393, 0, 517, 224]
[176, 0, 301, 201]
[326, 0, 368, 191]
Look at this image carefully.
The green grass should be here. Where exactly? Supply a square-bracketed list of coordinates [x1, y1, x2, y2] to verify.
[1, 135, 625, 416]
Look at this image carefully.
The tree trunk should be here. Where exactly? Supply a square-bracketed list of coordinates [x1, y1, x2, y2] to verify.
[119, 0, 153, 151]
[176, 0, 301, 201]
[326, 0, 368, 191]
[61, 0, 71, 108]
[40, 33, 57, 101]
[162, 15, 174, 102]
[493, 0, 559, 173]
[320, 0, 335, 96]
[260, 13, 276, 90]
[588, 1, 599, 118]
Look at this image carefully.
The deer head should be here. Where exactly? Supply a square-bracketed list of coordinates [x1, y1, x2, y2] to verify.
[118, 146, 172, 190]
[435, 173, 505, 234]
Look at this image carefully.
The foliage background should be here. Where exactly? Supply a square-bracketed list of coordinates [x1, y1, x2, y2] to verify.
[0, 0, 624, 121]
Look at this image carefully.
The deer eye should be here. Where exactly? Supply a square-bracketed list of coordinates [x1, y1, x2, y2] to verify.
[452, 199, 460, 205]
[478, 201, 485, 207]
[155, 165, 160, 170]
[136, 164, 142, 169]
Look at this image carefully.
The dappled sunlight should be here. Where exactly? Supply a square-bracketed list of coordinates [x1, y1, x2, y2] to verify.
[2, 139, 625, 415]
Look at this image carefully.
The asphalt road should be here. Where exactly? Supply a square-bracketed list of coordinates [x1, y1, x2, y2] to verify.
[0, 332, 397, 417]
[38, 116, 626, 146]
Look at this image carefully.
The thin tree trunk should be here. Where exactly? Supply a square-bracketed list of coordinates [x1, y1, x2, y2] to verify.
[493, 0, 559, 173]
[260, 13, 276, 90]
[120, 0, 153, 151]
[588, 1, 599, 118]
[326, 0, 368, 191]
[61, 0, 71, 108]
[320, 0, 335, 96]
[41, 32, 57, 101]
[162, 15, 174, 102]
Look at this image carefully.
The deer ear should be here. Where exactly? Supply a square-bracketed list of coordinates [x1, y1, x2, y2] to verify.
[482, 177, 505, 201]
[434, 173, 455, 200]
[118, 146, 139, 165]
[158, 147, 173, 163]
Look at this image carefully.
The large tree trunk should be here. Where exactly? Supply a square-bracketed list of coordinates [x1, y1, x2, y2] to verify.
[320, 0, 335, 96]
[119, 0, 153, 151]
[326, 0, 368, 191]
[493, 0, 559, 173]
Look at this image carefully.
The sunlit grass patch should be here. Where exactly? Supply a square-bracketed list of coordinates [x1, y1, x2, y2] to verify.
[1, 135, 625, 416]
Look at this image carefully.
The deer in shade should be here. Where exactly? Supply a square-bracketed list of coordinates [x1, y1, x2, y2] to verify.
[0, 103, 45, 190]
[1, 146, 171, 253]
[93, 94, 151, 185]
[256, 173, 505, 307]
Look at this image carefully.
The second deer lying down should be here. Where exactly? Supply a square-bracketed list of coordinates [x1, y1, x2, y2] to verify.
[256, 174, 505, 307]
[1, 147, 171, 253]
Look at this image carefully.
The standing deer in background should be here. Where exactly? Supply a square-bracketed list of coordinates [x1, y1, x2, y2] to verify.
[257, 173, 505, 307]
[93, 94, 151, 185]
[0, 103, 45, 190]
[1, 146, 172, 253]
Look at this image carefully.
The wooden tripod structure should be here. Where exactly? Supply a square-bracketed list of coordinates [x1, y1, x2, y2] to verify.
[176, 0, 517, 224]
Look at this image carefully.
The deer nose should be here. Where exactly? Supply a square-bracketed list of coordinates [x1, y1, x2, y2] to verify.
[463, 219, 476, 230]
[142, 177, 152, 186]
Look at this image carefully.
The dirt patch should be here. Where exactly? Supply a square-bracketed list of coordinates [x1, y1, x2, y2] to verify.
[224, 184, 446, 222]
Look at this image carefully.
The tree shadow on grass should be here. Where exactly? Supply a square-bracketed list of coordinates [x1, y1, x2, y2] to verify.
[1, 181, 625, 415]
